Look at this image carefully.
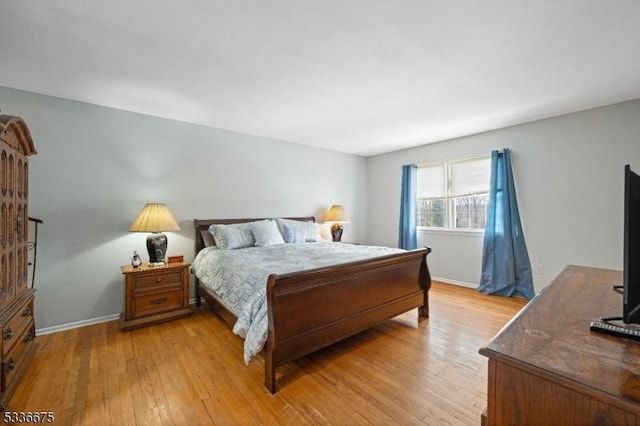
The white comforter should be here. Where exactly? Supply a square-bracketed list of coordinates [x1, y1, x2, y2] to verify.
[191, 241, 404, 364]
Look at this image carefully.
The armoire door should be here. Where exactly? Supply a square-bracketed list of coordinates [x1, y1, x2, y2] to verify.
[0, 117, 35, 311]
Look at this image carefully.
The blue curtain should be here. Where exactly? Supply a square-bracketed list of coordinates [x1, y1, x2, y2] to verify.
[478, 149, 534, 299]
[399, 164, 417, 250]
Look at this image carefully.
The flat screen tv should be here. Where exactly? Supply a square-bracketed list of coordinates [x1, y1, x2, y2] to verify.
[622, 164, 640, 324]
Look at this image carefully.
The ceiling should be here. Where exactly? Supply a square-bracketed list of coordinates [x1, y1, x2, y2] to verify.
[1, 1, 640, 156]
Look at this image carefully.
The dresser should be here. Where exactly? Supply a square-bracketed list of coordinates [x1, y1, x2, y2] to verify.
[0, 116, 37, 410]
[120, 262, 191, 331]
[479, 265, 640, 425]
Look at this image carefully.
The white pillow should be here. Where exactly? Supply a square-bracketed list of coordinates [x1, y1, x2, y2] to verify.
[251, 220, 285, 246]
[210, 222, 256, 250]
[276, 218, 319, 243]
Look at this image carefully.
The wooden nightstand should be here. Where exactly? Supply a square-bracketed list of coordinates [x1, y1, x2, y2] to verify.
[120, 261, 192, 331]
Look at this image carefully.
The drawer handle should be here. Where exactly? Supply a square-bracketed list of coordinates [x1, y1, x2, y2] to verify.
[150, 297, 167, 305]
[6, 358, 14, 372]
[3, 328, 12, 341]
[23, 332, 33, 343]
[22, 307, 32, 317]
[156, 278, 163, 283]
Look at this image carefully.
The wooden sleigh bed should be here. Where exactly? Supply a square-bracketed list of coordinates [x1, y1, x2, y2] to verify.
[193, 217, 432, 393]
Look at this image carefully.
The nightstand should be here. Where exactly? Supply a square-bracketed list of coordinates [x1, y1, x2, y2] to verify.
[120, 261, 192, 331]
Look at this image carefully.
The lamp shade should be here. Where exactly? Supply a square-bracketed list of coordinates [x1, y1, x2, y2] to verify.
[324, 205, 349, 223]
[129, 203, 180, 232]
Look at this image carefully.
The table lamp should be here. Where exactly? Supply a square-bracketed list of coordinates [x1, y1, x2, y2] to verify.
[324, 205, 349, 242]
[129, 203, 180, 265]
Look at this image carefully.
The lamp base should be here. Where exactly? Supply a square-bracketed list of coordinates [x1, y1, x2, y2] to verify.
[330, 224, 344, 242]
[146, 232, 168, 264]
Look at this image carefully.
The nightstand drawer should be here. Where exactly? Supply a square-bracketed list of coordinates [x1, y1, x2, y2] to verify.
[132, 270, 183, 292]
[131, 289, 185, 319]
[2, 298, 34, 357]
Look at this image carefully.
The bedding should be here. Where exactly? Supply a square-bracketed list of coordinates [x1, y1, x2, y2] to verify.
[276, 218, 320, 242]
[250, 219, 285, 246]
[201, 229, 215, 247]
[209, 222, 255, 249]
[192, 241, 405, 364]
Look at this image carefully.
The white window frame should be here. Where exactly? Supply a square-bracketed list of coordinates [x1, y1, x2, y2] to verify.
[416, 155, 490, 234]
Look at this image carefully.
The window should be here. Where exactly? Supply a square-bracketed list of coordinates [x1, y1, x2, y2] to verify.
[416, 156, 490, 231]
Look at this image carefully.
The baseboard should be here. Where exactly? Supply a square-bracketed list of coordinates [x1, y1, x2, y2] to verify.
[432, 276, 477, 289]
[36, 313, 120, 335]
[36, 298, 199, 336]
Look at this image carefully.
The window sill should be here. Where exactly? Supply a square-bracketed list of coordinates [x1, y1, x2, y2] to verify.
[417, 228, 484, 237]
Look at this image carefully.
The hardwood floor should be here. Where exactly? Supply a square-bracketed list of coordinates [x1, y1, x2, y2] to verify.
[7, 282, 526, 425]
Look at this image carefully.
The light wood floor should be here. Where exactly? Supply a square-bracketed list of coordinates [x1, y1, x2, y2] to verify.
[7, 282, 526, 425]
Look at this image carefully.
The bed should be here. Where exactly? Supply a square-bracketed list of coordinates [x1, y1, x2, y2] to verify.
[192, 216, 432, 393]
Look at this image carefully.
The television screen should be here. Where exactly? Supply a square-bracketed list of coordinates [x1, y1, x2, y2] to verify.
[623, 164, 640, 324]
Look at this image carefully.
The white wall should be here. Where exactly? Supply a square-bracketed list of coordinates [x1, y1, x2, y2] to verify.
[0, 86, 367, 330]
[367, 99, 640, 293]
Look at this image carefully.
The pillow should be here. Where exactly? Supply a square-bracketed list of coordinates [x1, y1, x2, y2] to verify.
[251, 220, 285, 247]
[276, 218, 319, 243]
[201, 230, 215, 247]
[209, 222, 256, 250]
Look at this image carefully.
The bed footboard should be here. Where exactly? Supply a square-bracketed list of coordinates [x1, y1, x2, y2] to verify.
[264, 246, 431, 393]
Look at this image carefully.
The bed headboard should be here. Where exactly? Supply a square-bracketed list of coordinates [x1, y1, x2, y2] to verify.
[193, 217, 315, 255]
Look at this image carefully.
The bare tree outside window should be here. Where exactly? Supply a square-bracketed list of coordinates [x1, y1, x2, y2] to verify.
[417, 199, 445, 227]
[453, 194, 488, 230]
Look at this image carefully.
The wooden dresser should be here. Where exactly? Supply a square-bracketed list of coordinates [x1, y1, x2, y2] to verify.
[480, 265, 640, 425]
[0, 116, 37, 410]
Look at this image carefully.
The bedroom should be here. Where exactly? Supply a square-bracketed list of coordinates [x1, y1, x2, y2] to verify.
[1, 1, 640, 423]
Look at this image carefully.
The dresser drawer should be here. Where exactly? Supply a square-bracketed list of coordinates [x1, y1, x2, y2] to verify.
[132, 270, 183, 292]
[1, 321, 34, 391]
[131, 289, 185, 319]
[2, 298, 34, 357]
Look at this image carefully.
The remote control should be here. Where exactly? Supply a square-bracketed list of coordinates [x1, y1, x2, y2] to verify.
[590, 321, 640, 342]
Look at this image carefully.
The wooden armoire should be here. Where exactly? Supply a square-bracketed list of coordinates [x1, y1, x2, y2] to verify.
[0, 115, 37, 410]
